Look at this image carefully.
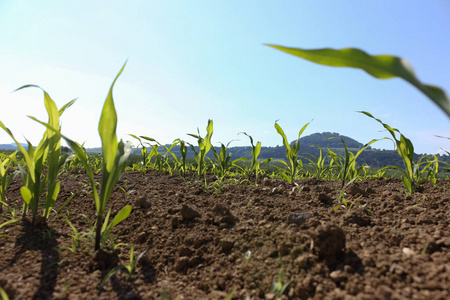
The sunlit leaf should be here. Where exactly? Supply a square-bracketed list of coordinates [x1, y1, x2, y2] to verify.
[266, 45, 450, 118]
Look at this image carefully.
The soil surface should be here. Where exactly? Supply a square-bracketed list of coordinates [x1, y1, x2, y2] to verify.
[1, 170, 449, 299]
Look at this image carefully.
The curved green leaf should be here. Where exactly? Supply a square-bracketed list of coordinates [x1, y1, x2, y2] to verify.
[0, 217, 21, 230]
[106, 205, 132, 232]
[266, 45, 450, 118]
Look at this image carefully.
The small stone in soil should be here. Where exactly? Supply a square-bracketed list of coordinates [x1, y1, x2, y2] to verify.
[287, 212, 313, 226]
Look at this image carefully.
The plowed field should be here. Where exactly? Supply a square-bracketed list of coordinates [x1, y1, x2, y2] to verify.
[1, 170, 449, 299]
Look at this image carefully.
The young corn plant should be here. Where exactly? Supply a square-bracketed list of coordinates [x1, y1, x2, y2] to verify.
[274, 121, 310, 183]
[211, 141, 246, 181]
[128, 135, 170, 174]
[88, 153, 103, 174]
[62, 216, 83, 254]
[360, 164, 385, 179]
[129, 134, 148, 174]
[361, 111, 438, 194]
[63, 144, 85, 174]
[187, 119, 214, 178]
[134, 136, 179, 174]
[0, 87, 74, 225]
[239, 132, 272, 184]
[303, 147, 331, 180]
[84, 206, 132, 250]
[33, 62, 132, 250]
[0, 152, 19, 213]
[173, 139, 189, 177]
[152, 139, 179, 174]
[270, 256, 290, 300]
[334, 187, 363, 212]
[148, 143, 164, 172]
[99, 244, 146, 293]
[326, 137, 380, 189]
[424, 155, 439, 186]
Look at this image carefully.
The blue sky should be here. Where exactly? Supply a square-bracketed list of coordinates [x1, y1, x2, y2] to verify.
[0, 1, 449, 154]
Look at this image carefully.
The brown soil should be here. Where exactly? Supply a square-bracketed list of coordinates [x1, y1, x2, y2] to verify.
[1, 170, 449, 299]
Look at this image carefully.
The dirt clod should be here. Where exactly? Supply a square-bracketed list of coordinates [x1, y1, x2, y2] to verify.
[180, 203, 201, 220]
[313, 224, 346, 265]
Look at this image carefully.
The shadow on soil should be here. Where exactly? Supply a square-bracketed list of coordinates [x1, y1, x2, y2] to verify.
[1, 220, 60, 299]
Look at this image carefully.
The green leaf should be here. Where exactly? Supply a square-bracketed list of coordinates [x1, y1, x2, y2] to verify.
[280, 172, 290, 183]
[100, 140, 132, 212]
[98, 265, 126, 293]
[20, 186, 32, 204]
[106, 205, 132, 233]
[0, 218, 21, 230]
[266, 45, 450, 118]
[274, 122, 290, 152]
[99, 61, 127, 173]
[402, 176, 412, 194]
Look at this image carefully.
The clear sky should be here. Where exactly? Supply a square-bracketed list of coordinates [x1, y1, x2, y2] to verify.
[0, 1, 449, 154]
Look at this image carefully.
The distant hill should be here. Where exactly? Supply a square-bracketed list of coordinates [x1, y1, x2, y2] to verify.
[0, 143, 28, 150]
[296, 132, 366, 149]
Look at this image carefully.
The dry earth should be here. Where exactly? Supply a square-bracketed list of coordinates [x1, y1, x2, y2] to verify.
[1, 170, 449, 299]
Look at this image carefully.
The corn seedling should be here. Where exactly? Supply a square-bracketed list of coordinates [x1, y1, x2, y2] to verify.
[56, 191, 77, 215]
[80, 209, 128, 250]
[129, 134, 149, 174]
[270, 256, 290, 300]
[274, 121, 310, 183]
[244, 250, 251, 271]
[99, 244, 146, 293]
[0, 87, 74, 225]
[361, 111, 438, 194]
[303, 148, 332, 180]
[334, 188, 363, 211]
[63, 146, 86, 174]
[61, 282, 74, 297]
[133, 136, 178, 174]
[174, 139, 189, 177]
[360, 164, 387, 179]
[327, 137, 380, 189]
[62, 216, 83, 254]
[33, 62, 132, 250]
[153, 139, 180, 175]
[0, 152, 19, 213]
[2, 204, 20, 220]
[266, 45, 450, 118]
[88, 153, 103, 174]
[29, 87, 74, 222]
[239, 132, 271, 184]
[413, 195, 428, 207]
[422, 155, 439, 186]
[212, 141, 246, 181]
[187, 119, 214, 178]
[129, 135, 164, 173]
